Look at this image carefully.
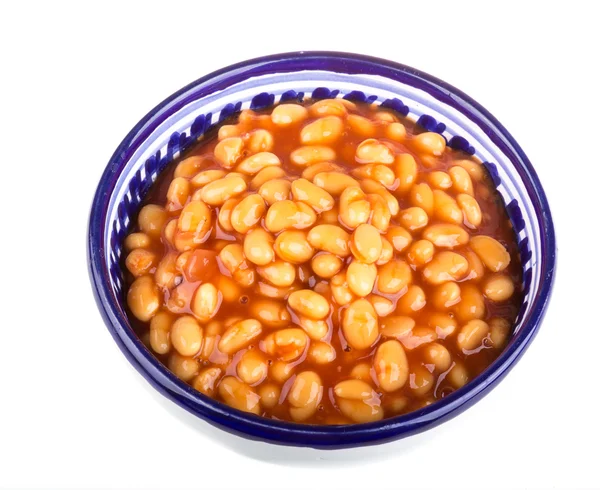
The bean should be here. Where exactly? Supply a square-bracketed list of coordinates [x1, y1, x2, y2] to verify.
[410, 183, 434, 216]
[350, 362, 372, 381]
[412, 132, 446, 156]
[273, 230, 313, 264]
[290, 145, 336, 166]
[489, 317, 511, 348]
[218, 376, 261, 414]
[428, 313, 457, 339]
[342, 299, 379, 350]
[347, 260, 377, 297]
[301, 161, 343, 180]
[430, 282, 461, 310]
[127, 275, 161, 322]
[249, 298, 290, 328]
[351, 164, 396, 188]
[386, 122, 407, 141]
[368, 295, 395, 317]
[262, 328, 308, 362]
[125, 248, 156, 277]
[355, 139, 394, 164]
[217, 196, 241, 232]
[373, 110, 398, 122]
[457, 193, 483, 228]
[399, 206, 429, 231]
[313, 172, 360, 196]
[366, 194, 391, 232]
[191, 169, 227, 188]
[254, 281, 299, 300]
[470, 235, 511, 272]
[124, 232, 150, 251]
[200, 321, 222, 360]
[409, 364, 434, 395]
[383, 394, 409, 414]
[374, 340, 409, 392]
[335, 380, 383, 423]
[149, 311, 173, 354]
[237, 350, 268, 385]
[250, 166, 287, 189]
[191, 283, 221, 322]
[170, 315, 203, 357]
[396, 285, 427, 315]
[377, 259, 412, 294]
[334, 379, 376, 400]
[422, 342, 452, 372]
[219, 244, 255, 287]
[308, 341, 336, 364]
[350, 224, 382, 264]
[200, 175, 247, 206]
[193, 367, 222, 396]
[242, 129, 274, 153]
[269, 103, 309, 126]
[309, 99, 348, 117]
[331, 271, 354, 306]
[244, 228, 275, 266]
[291, 178, 335, 212]
[307, 224, 350, 256]
[218, 124, 241, 140]
[428, 171, 452, 190]
[257, 260, 296, 287]
[447, 361, 469, 388]
[394, 154, 417, 194]
[237, 152, 281, 175]
[288, 290, 329, 320]
[311, 253, 343, 278]
[483, 274, 515, 301]
[457, 319, 490, 352]
[360, 179, 399, 216]
[217, 275, 241, 303]
[138, 204, 168, 239]
[423, 224, 469, 248]
[401, 326, 438, 350]
[174, 156, 205, 178]
[347, 114, 377, 137]
[218, 319, 262, 354]
[287, 371, 323, 422]
[166, 177, 190, 210]
[258, 383, 281, 409]
[455, 159, 485, 181]
[407, 239, 435, 267]
[433, 190, 463, 224]
[455, 284, 486, 322]
[449, 166, 474, 196]
[264, 200, 317, 233]
[422, 251, 469, 285]
[386, 226, 412, 253]
[339, 186, 371, 229]
[230, 194, 266, 233]
[168, 353, 199, 381]
[300, 116, 343, 144]
[376, 238, 394, 265]
[270, 361, 295, 383]
[214, 137, 244, 168]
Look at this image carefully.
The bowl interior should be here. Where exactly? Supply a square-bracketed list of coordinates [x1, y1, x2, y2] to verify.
[89, 52, 555, 447]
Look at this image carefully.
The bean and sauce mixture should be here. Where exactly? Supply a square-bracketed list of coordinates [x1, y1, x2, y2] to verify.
[122, 98, 522, 424]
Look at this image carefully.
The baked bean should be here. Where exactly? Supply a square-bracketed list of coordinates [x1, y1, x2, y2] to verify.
[433, 190, 463, 224]
[171, 315, 203, 356]
[265, 200, 317, 233]
[483, 274, 515, 301]
[218, 376, 261, 415]
[193, 367, 222, 396]
[386, 122, 407, 141]
[313, 172, 360, 196]
[273, 230, 313, 264]
[457, 319, 490, 352]
[449, 166, 474, 196]
[174, 156, 205, 178]
[218, 319, 262, 355]
[270, 361, 295, 383]
[368, 295, 395, 317]
[288, 290, 329, 320]
[470, 235, 511, 272]
[422, 251, 469, 285]
[149, 311, 173, 354]
[423, 224, 469, 248]
[347, 114, 377, 137]
[258, 383, 281, 409]
[319, 207, 339, 225]
[347, 260, 377, 297]
[218, 124, 241, 140]
[230, 194, 266, 233]
[447, 361, 469, 389]
[364, 194, 390, 232]
[308, 341, 336, 364]
[454, 284, 486, 322]
[374, 340, 409, 392]
[219, 244, 255, 287]
[237, 350, 268, 385]
[396, 285, 427, 315]
[237, 152, 281, 175]
[412, 132, 446, 157]
[288, 371, 323, 422]
[301, 161, 343, 181]
[409, 183, 434, 216]
[399, 206, 429, 231]
[191, 283, 221, 322]
[249, 298, 290, 328]
[407, 240, 435, 267]
[394, 154, 417, 194]
[342, 299, 379, 350]
[307, 224, 350, 256]
[311, 253, 343, 278]
[383, 394, 409, 414]
[254, 281, 299, 300]
[335, 380, 383, 423]
[300, 116, 344, 144]
[464, 248, 486, 281]
[422, 342, 452, 372]
[409, 364, 434, 395]
[168, 353, 199, 381]
[271, 103, 309, 126]
[360, 179, 399, 216]
[191, 169, 227, 188]
[257, 260, 296, 287]
[351, 164, 396, 188]
[377, 259, 412, 294]
[127, 275, 161, 321]
[427, 313, 457, 339]
[200, 175, 247, 206]
[331, 271, 355, 306]
[355, 139, 394, 164]
[455, 159, 485, 181]
[380, 316, 414, 340]
[244, 129, 275, 153]
[262, 328, 308, 362]
[125, 248, 156, 277]
[376, 237, 394, 265]
[216, 275, 241, 303]
[386, 226, 412, 253]
[457, 193, 483, 228]
[217, 196, 240, 232]
[291, 178, 335, 212]
[250, 166, 287, 189]
[290, 145, 336, 166]
[350, 224, 382, 264]
[166, 177, 190, 211]
[339, 187, 371, 229]
[428, 171, 452, 190]
[244, 228, 275, 266]
[124, 232, 150, 251]
[489, 317, 511, 348]
[309, 99, 348, 117]
[214, 137, 244, 169]
[138, 204, 168, 239]
[430, 282, 461, 310]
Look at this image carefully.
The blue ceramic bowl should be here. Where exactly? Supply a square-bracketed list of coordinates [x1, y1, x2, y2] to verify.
[88, 51, 556, 449]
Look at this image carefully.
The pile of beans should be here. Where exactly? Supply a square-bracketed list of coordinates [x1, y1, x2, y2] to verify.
[123, 98, 522, 424]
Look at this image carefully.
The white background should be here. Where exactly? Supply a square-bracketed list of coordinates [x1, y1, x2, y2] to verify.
[1, 1, 599, 489]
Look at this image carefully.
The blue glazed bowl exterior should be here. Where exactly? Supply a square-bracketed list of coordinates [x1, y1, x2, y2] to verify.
[88, 51, 556, 449]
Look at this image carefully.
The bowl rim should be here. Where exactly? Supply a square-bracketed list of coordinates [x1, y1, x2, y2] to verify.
[88, 50, 556, 448]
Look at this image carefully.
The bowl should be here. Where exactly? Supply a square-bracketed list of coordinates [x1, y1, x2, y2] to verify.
[88, 51, 556, 449]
